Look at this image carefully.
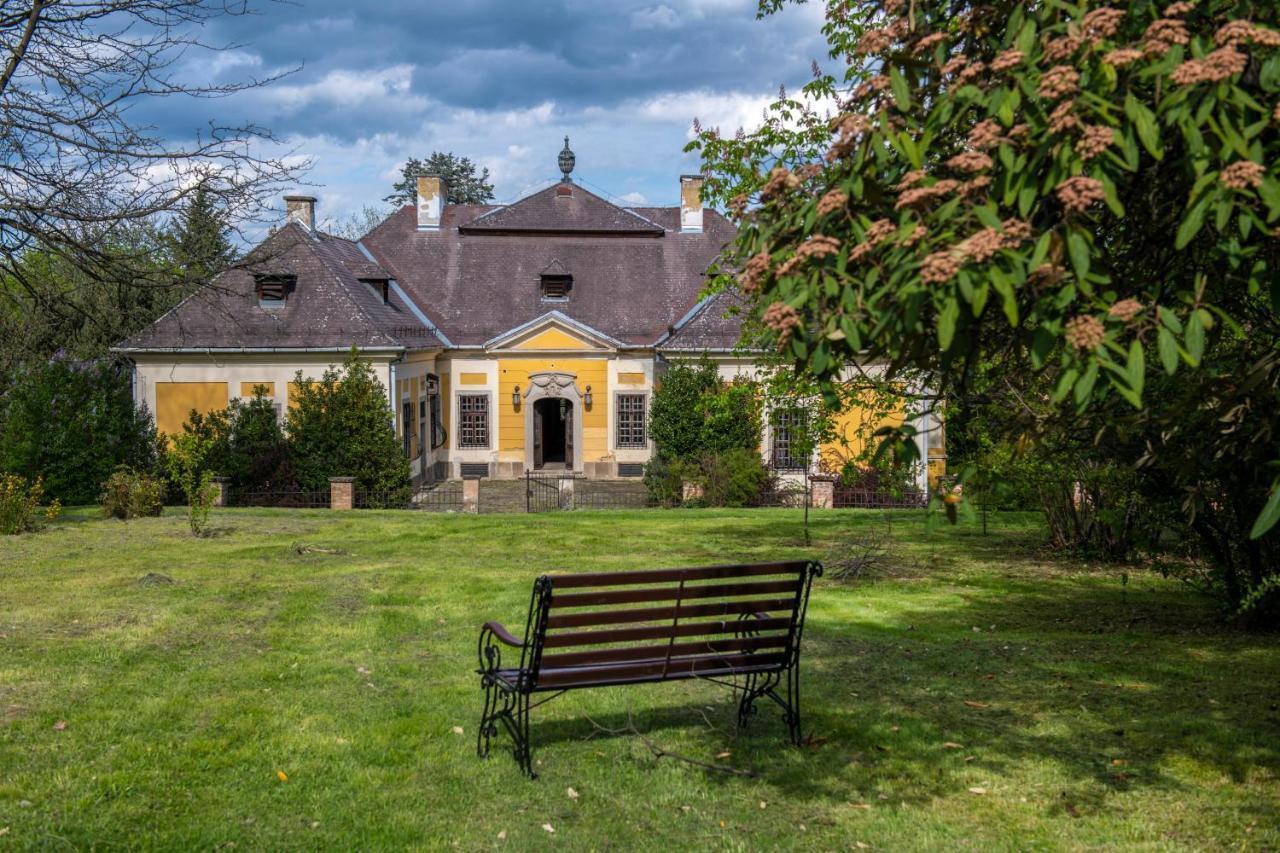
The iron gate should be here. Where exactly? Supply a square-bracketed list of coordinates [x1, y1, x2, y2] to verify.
[526, 471, 574, 512]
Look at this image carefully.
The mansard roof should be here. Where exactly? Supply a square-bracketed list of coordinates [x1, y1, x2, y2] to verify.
[657, 289, 752, 352]
[117, 223, 441, 352]
[458, 183, 664, 235]
[358, 191, 738, 347]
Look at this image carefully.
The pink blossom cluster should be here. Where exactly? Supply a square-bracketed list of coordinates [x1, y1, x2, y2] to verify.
[777, 235, 843, 277]
[816, 189, 849, 216]
[852, 75, 892, 101]
[1164, 2, 1195, 16]
[956, 220, 1030, 263]
[1104, 48, 1143, 67]
[763, 302, 802, 343]
[1055, 176, 1106, 212]
[850, 219, 897, 262]
[920, 250, 964, 284]
[1108, 299, 1144, 322]
[914, 32, 948, 55]
[1076, 125, 1116, 160]
[897, 169, 928, 190]
[947, 151, 994, 173]
[1029, 264, 1067, 286]
[1143, 18, 1190, 56]
[895, 178, 960, 210]
[967, 119, 1005, 150]
[1215, 20, 1280, 48]
[942, 56, 968, 77]
[958, 61, 987, 83]
[1038, 65, 1080, 100]
[1220, 160, 1265, 190]
[1064, 315, 1106, 350]
[991, 49, 1025, 72]
[1049, 101, 1082, 134]
[1170, 46, 1247, 85]
[827, 113, 872, 161]
[1044, 35, 1083, 63]
[738, 251, 771, 293]
[760, 167, 801, 200]
[1081, 7, 1126, 43]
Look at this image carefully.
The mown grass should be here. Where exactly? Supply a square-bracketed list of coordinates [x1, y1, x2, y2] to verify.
[0, 507, 1277, 850]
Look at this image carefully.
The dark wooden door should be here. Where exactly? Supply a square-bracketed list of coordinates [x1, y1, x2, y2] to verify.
[565, 402, 574, 468]
[533, 403, 544, 468]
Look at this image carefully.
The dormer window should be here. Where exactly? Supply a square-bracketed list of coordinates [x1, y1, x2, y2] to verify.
[362, 278, 390, 305]
[540, 274, 571, 301]
[254, 274, 295, 308]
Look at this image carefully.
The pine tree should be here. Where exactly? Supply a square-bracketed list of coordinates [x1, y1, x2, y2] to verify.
[384, 153, 495, 206]
[169, 182, 234, 284]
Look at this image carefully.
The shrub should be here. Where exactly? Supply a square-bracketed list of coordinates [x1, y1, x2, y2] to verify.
[164, 430, 218, 536]
[99, 465, 165, 520]
[0, 360, 157, 504]
[223, 388, 291, 490]
[0, 473, 61, 535]
[642, 456, 684, 507]
[285, 350, 410, 501]
[691, 448, 774, 508]
[647, 358, 722, 461]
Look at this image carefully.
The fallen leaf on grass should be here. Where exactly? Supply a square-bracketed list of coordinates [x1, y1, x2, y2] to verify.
[963, 755, 976, 762]
[715, 750, 732, 759]
[542, 823, 555, 833]
[759, 801, 768, 809]
[848, 803, 871, 810]
[276, 770, 288, 782]
[963, 701, 991, 709]
[856, 842, 870, 849]
[1111, 758, 1127, 766]
[968, 787, 987, 795]
[451, 726, 464, 735]
[567, 787, 579, 800]
[942, 742, 963, 749]
[497, 830, 507, 840]
[52, 720, 67, 731]
[0, 827, 9, 837]
[356, 666, 371, 675]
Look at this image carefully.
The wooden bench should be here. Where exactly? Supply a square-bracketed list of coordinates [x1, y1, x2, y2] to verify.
[475, 559, 823, 777]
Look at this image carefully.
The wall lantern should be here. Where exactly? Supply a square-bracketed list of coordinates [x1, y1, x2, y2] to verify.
[584, 385, 593, 408]
[512, 385, 521, 409]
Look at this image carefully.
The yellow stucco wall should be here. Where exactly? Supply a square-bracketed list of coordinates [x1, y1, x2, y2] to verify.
[155, 382, 229, 436]
[819, 394, 907, 471]
[497, 358, 608, 460]
[513, 328, 597, 350]
[617, 372, 645, 385]
[459, 372, 487, 385]
[239, 381, 275, 397]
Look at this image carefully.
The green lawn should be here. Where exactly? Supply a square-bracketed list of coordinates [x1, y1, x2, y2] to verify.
[1, 508, 1277, 850]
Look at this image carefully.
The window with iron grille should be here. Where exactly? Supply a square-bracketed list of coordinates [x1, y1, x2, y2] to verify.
[616, 394, 647, 448]
[458, 394, 489, 448]
[770, 408, 807, 471]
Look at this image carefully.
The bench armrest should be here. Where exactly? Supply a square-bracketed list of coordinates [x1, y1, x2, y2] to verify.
[483, 621, 524, 648]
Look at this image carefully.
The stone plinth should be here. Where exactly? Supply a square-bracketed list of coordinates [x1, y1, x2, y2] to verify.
[462, 477, 480, 514]
[329, 477, 355, 510]
[809, 476, 836, 509]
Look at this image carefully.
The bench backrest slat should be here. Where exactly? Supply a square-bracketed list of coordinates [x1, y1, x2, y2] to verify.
[516, 560, 821, 690]
[546, 560, 811, 589]
[539, 616, 793, 648]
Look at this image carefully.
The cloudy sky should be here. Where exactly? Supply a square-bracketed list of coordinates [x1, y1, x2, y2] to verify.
[157, 0, 829, 227]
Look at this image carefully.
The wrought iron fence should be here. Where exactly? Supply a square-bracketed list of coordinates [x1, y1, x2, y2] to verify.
[224, 488, 330, 508]
[832, 486, 927, 509]
[355, 483, 464, 511]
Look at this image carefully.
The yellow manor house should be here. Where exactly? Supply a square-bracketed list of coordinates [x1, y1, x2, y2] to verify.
[116, 141, 943, 488]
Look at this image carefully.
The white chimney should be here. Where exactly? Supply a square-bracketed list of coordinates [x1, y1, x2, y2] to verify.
[284, 195, 316, 231]
[416, 174, 447, 231]
[679, 174, 704, 233]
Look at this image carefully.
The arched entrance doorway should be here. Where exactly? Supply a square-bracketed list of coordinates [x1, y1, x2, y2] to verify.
[533, 397, 573, 469]
[523, 372, 585, 474]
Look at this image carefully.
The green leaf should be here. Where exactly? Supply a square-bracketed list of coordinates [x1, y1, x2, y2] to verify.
[1175, 195, 1210, 250]
[1067, 230, 1091, 281]
[937, 298, 959, 351]
[993, 275, 1019, 326]
[1157, 326, 1179, 375]
[1053, 368, 1079, 403]
[1250, 476, 1280, 539]
[1185, 310, 1205, 365]
[890, 67, 912, 112]
[1125, 339, 1145, 403]
[1125, 94, 1162, 160]
[1074, 360, 1098, 406]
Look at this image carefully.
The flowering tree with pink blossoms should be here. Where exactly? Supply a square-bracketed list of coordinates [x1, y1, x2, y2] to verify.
[691, 1, 1280, 618]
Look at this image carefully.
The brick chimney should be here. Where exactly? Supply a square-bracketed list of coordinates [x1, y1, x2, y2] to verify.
[679, 175, 704, 233]
[416, 174, 447, 231]
[284, 195, 316, 231]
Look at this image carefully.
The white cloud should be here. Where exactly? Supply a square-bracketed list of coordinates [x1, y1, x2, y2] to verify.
[630, 5, 679, 30]
[268, 64, 425, 112]
[618, 191, 648, 204]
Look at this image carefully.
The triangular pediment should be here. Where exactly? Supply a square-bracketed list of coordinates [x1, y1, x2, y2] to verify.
[485, 312, 621, 351]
